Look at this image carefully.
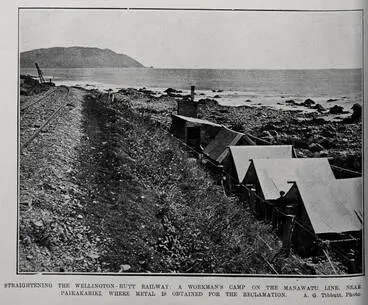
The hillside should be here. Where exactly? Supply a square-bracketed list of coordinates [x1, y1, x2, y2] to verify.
[20, 47, 144, 68]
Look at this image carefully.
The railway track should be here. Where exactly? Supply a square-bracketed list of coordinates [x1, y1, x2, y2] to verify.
[20, 86, 71, 152]
[20, 87, 59, 112]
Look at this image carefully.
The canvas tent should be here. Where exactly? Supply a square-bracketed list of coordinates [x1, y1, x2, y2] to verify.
[243, 158, 336, 201]
[226, 145, 294, 184]
[285, 178, 362, 236]
[203, 126, 256, 164]
[335, 177, 363, 224]
[283, 177, 362, 255]
[170, 114, 221, 149]
[242, 158, 336, 220]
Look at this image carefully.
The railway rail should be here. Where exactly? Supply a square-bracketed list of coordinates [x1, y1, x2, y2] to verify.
[20, 86, 71, 152]
[20, 87, 59, 112]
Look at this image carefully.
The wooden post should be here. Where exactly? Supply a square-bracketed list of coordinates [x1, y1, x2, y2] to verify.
[282, 215, 296, 254]
[323, 249, 338, 275]
[264, 201, 268, 220]
[249, 187, 256, 213]
[272, 208, 277, 230]
[347, 250, 356, 274]
[191, 85, 195, 101]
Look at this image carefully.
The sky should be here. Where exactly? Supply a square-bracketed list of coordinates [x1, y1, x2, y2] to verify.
[19, 9, 363, 69]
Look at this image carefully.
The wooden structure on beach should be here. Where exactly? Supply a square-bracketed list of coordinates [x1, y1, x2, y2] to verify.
[177, 100, 198, 118]
[170, 114, 221, 149]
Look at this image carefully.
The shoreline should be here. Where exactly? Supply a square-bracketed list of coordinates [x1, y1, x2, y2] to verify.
[105, 85, 361, 173]
[62, 80, 360, 126]
[20, 75, 362, 175]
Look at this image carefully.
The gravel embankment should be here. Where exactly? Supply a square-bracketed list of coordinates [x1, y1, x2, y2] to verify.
[19, 87, 104, 272]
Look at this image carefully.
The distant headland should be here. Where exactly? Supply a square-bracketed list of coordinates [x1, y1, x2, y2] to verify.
[20, 46, 144, 68]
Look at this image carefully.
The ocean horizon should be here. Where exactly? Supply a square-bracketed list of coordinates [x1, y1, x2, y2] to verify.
[20, 67, 362, 111]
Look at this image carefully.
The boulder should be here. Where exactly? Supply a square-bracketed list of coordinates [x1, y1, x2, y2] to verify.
[351, 103, 362, 122]
[303, 99, 316, 107]
[164, 88, 182, 96]
[329, 105, 344, 114]
[327, 98, 338, 102]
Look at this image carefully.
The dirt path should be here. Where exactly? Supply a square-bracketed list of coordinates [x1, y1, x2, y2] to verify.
[19, 88, 104, 272]
[20, 89, 164, 273]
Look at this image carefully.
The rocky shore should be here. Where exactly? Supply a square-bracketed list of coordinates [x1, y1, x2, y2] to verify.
[112, 87, 362, 173]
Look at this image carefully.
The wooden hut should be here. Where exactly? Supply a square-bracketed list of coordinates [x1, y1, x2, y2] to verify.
[177, 100, 198, 118]
[170, 114, 221, 150]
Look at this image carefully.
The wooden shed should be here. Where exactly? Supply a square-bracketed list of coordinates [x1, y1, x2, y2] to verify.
[170, 114, 221, 150]
[177, 100, 198, 118]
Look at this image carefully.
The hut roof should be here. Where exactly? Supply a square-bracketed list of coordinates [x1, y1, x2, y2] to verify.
[172, 114, 221, 127]
[286, 177, 362, 234]
[229, 145, 294, 183]
[243, 158, 335, 200]
[203, 127, 255, 163]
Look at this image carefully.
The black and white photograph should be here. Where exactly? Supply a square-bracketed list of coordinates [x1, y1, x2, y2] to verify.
[18, 7, 363, 276]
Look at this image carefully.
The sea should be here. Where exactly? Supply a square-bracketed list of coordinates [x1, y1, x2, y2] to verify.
[20, 68, 362, 113]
